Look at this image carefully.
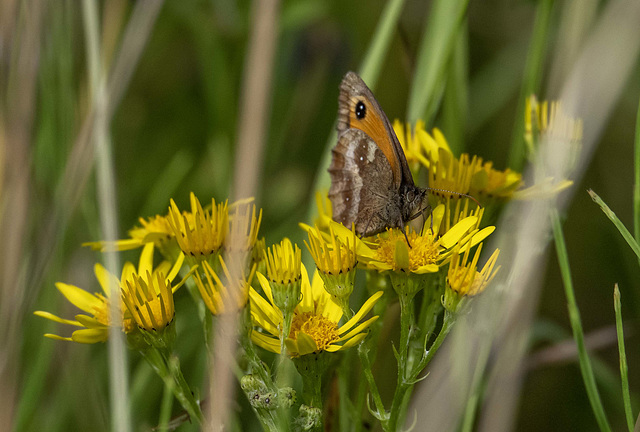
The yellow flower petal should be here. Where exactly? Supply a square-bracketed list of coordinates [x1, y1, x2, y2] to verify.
[55, 282, 101, 314]
[138, 243, 154, 277]
[251, 330, 281, 353]
[75, 314, 106, 328]
[299, 264, 314, 312]
[440, 216, 477, 249]
[333, 332, 368, 351]
[71, 328, 109, 344]
[94, 263, 118, 296]
[44, 334, 73, 342]
[249, 288, 281, 335]
[33, 311, 82, 327]
[256, 272, 275, 305]
[336, 316, 378, 342]
[338, 291, 383, 335]
[413, 264, 440, 274]
[166, 253, 185, 284]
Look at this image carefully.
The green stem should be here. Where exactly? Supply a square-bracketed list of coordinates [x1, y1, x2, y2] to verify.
[338, 352, 353, 431]
[459, 341, 491, 432]
[239, 308, 282, 431]
[551, 208, 611, 432]
[357, 342, 387, 422]
[387, 292, 415, 431]
[613, 285, 634, 432]
[141, 347, 203, 424]
[355, 285, 390, 430]
[409, 310, 456, 383]
[158, 377, 174, 431]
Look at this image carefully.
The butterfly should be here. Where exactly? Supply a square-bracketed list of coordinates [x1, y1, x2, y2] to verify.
[328, 72, 428, 237]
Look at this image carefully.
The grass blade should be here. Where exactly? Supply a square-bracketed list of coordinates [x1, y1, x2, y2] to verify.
[407, 0, 469, 125]
[614, 285, 634, 431]
[551, 208, 611, 432]
[588, 189, 640, 261]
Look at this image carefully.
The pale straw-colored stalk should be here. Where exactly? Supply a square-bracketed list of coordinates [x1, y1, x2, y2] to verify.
[0, 1, 43, 429]
[205, 0, 281, 430]
[82, 1, 165, 431]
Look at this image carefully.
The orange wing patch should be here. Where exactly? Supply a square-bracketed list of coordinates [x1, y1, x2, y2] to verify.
[348, 96, 402, 187]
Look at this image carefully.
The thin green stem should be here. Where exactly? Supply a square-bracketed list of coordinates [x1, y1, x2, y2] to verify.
[158, 376, 174, 431]
[459, 341, 491, 432]
[140, 347, 203, 424]
[355, 285, 390, 430]
[614, 285, 634, 432]
[551, 208, 611, 432]
[357, 342, 387, 422]
[338, 351, 353, 431]
[387, 292, 416, 431]
[409, 311, 456, 382]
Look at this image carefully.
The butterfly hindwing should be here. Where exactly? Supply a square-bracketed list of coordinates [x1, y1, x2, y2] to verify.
[328, 129, 403, 235]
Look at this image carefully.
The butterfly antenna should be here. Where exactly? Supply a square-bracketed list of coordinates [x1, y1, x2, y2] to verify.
[425, 187, 482, 207]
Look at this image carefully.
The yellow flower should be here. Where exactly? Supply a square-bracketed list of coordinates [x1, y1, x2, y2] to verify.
[334, 205, 494, 274]
[121, 248, 185, 332]
[518, 95, 580, 198]
[525, 96, 583, 150]
[305, 223, 358, 317]
[263, 238, 303, 342]
[167, 192, 229, 263]
[193, 255, 256, 315]
[35, 243, 182, 343]
[264, 238, 302, 286]
[250, 264, 383, 356]
[394, 121, 451, 174]
[305, 223, 357, 276]
[83, 214, 177, 255]
[445, 244, 500, 312]
[225, 200, 262, 254]
[427, 147, 522, 204]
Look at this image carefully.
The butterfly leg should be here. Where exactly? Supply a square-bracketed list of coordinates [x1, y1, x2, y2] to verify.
[409, 204, 433, 236]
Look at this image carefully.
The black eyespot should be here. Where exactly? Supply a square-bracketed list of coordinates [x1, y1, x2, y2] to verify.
[355, 101, 366, 119]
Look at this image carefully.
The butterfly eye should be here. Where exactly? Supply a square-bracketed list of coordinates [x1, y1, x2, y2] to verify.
[406, 190, 415, 202]
[355, 101, 366, 119]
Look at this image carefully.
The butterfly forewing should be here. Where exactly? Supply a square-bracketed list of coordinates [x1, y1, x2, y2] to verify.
[337, 72, 414, 189]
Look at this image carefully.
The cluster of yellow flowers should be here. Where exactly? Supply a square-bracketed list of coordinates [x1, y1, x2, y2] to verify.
[34, 98, 579, 429]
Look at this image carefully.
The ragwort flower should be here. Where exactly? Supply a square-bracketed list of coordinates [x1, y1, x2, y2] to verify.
[83, 213, 178, 258]
[168, 192, 229, 265]
[305, 223, 358, 317]
[35, 243, 183, 343]
[193, 255, 256, 315]
[444, 243, 500, 313]
[250, 265, 383, 357]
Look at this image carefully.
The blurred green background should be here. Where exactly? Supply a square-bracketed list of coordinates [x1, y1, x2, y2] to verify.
[7, 0, 640, 430]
